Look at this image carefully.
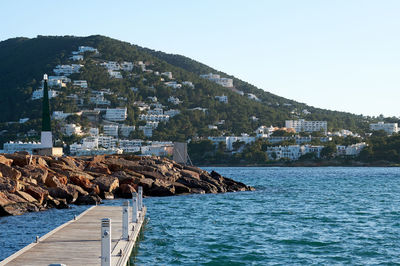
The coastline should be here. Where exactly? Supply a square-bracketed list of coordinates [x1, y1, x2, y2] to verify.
[199, 160, 400, 168]
[0, 153, 254, 216]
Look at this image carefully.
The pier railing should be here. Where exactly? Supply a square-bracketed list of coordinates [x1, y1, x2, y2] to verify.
[101, 186, 146, 266]
[0, 186, 146, 266]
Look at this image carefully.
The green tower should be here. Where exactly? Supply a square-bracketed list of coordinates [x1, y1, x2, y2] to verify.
[40, 74, 53, 148]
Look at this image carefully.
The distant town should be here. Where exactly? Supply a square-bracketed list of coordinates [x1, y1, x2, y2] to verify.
[0, 45, 398, 163]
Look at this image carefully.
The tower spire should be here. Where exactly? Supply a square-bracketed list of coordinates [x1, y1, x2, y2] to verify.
[42, 74, 51, 131]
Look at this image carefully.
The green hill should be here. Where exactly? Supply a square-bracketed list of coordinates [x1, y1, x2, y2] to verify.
[0, 35, 377, 145]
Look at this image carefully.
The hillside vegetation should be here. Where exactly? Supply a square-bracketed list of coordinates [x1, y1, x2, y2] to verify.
[0, 35, 384, 145]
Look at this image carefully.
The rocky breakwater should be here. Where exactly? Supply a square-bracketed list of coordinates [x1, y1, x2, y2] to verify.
[0, 152, 254, 216]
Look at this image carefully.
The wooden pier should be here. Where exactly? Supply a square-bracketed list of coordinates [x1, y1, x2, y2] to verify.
[0, 188, 146, 266]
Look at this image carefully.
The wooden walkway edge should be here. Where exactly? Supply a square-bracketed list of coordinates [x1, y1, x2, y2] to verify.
[0, 193, 146, 266]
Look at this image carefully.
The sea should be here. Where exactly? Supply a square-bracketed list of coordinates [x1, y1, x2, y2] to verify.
[1, 167, 400, 265]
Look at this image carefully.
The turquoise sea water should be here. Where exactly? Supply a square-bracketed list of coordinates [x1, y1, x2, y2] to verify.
[2, 167, 400, 265]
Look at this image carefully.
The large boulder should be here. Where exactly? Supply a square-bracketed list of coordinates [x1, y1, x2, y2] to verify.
[17, 165, 48, 184]
[75, 193, 102, 205]
[118, 184, 136, 198]
[85, 162, 111, 175]
[183, 165, 206, 175]
[0, 163, 22, 180]
[91, 155, 106, 164]
[44, 174, 64, 188]
[172, 182, 191, 194]
[59, 156, 84, 170]
[25, 185, 49, 204]
[181, 169, 200, 180]
[141, 171, 166, 181]
[69, 174, 93, 190]
[0, 176, 19, 193]
[48, 184, 78, 203]
[0, 155, 13, 166]
[103, 157, 140, 172]
[93, 176, 119, 193]
[3, 152, 30, 167]
[68, 184, 89, 196]
[15, 191, 38, 203]
[176, 176, 219, 194]
[34, 156, 48, 168]
[45, 195, 68, 209]
[0, 191, 39, 216]
[147, 179, 175, 196]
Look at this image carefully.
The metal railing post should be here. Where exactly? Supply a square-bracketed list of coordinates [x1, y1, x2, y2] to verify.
[101, 218, 111, 266]
[138, 186, 143, 211]
[132, 192, 138, 223]
[122, 201, 129, 240]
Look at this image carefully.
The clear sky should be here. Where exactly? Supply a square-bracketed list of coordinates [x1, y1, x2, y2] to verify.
[1, 0, 399, 117]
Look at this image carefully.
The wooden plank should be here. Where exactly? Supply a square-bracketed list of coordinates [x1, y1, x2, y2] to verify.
[0, 205, 146, 266]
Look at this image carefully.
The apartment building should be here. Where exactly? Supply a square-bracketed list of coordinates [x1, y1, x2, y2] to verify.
[285, 119, 327, 133]
[105, 108, 127, 122]
[369, 122, 398, 134]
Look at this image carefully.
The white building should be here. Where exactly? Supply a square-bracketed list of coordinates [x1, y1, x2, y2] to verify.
[266, 144, 325, 160]
[73, 80, 88, 88]
[215, 95, 228, 103]
[161, 72, 173, 79]
[145, 121, 159, 128]
[337, 142, 367, 156]
[101, 61, 120, 70]
[136, 61, 146, 71]
[108, 70, 123, 79]
[303, 145, 324, 158]
[148, 108, 164, 115]
[250, 116, 259, 121]
[247, 93, 261, 102]
[370, 122, 398, 134]
[285, 119, 328, 133]
[141, 143, 173, 156]
[2, 141, 42, 154]
[164, 109, 180, 117]
[90, 94, 111, 105]
[52, 111, 74, 120]
[331, 129, 360, 138]
[267, 145, 303, 161]
[32, 89, 58, 100]
[168, 96, 182, 105]
[182, 81, 194, 88]
[208, 125, 218, 130]
[98, 136, 118, 148]
[139, 114, 170, 122]
[165, 81, 182, 89]
[63, 124, 82, 136]
[103, 124, 119, 137]
[70, 55, 84, 61]
[118, 139, 142, 153]
[208, 134, 256, 151]
[119, 125, 135, 138]
[53, 64, 83, 76]
[255, 125, 276, 138]
[200, 73, 233, 87]
[89, 127, 99, 136]
[120, 62, 134, 71]
[48, 76, 70, 87]
[139, 125, 154, 137]
[78, 46, 98, 54]
[147, 96, 158, 102]
[105, 108, 127, 122]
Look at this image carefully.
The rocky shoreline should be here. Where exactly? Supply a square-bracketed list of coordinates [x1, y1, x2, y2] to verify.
[0, 152, 254, 216]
